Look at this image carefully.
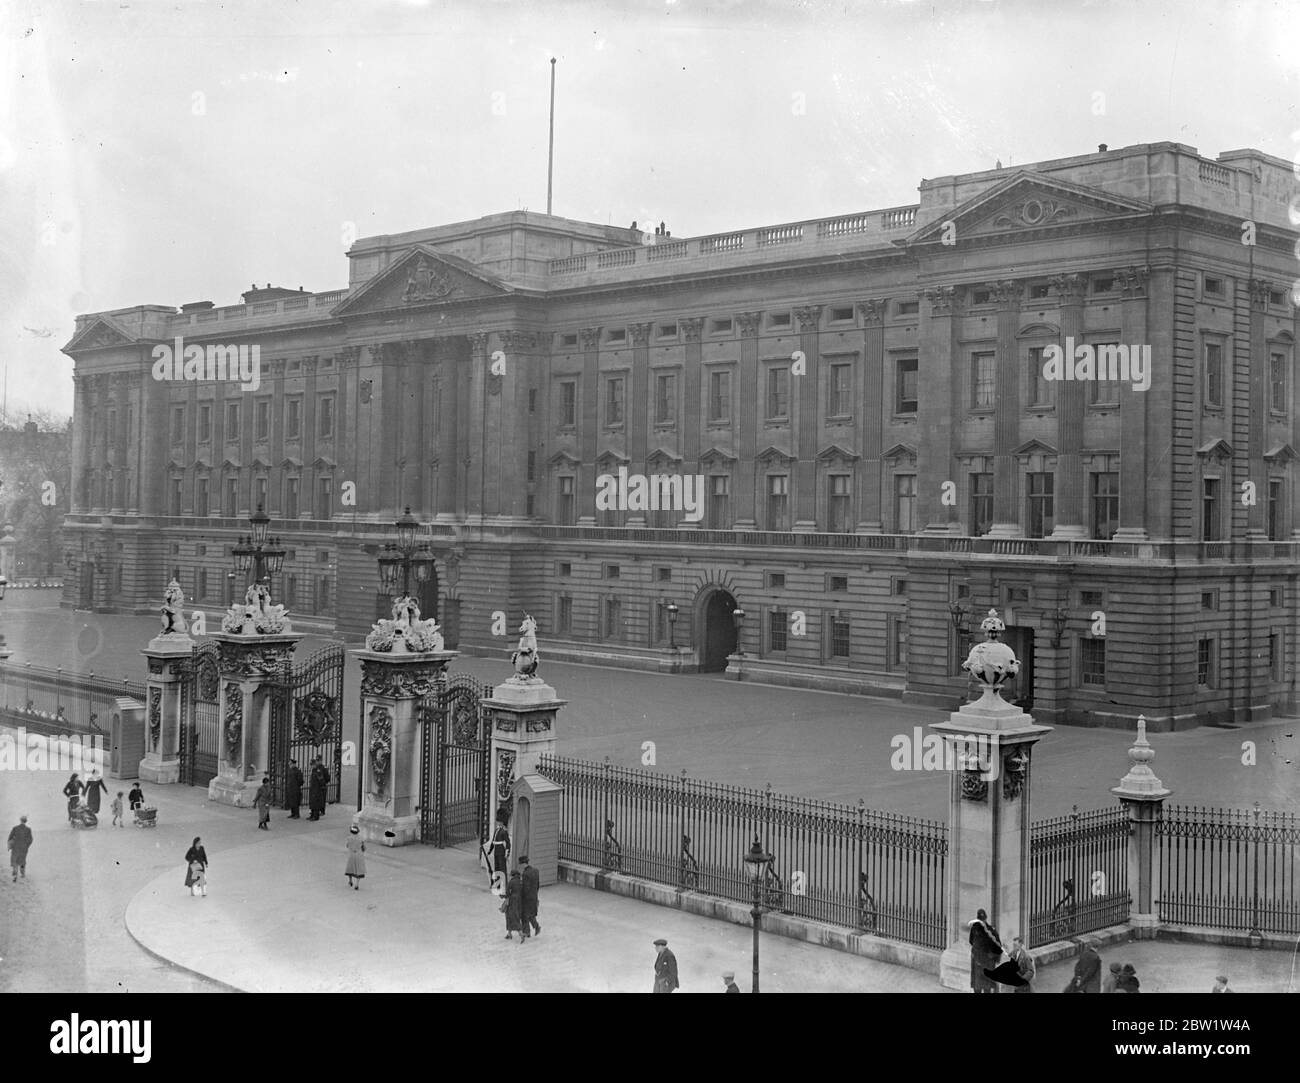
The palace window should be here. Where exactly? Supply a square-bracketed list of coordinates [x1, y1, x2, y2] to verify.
[887, 616, 907, 672]
[225, 402, 240, 441]
[1081, 639, 1106, 686]
[171, 406, 185, 444]
[828, 473, 852, 533]
[971, 351, 996, 409]
[197, 569, 208, 601]
[829, 613, 851, 660]
[1027, 346, 1052, 407]
[558, 381, 577, 428]
[1091, 472, 1119, 540]
[284, 476, 300, 519]
[1204, 341, 1224, 409]
[225, 476, 238, 518]
[1271, 351, 1288, 415]
[970, 473, 993, 537]
[605, 377, 625, 425]
[1197, 637, 1215, 688]
[1089, 344, 1121, 406]
[603, 596, 623, 640]
[1268, 479, 1284, 541]
[1026, 472, 1055, 538]
[896, 300, 919, 316]
[316, 476, 332, 520]
[766, 367, 790, 420]
[1270, 631, 1284, 681]
[707, 474, 730, 529]
[1202, 477, 1221, 542]
[894, 474, 916, 533]
[709, 369, 731, 422]
[828, 363, 852, 418]
[556, 595, 573, 634]
[194, 476, 208, 517]
[255, 399, 270, 441]
[286, 398, 302, 439]
[170, 478, 183, 517]
[766, 474, 789, 532]
[556, 476, 575, 524]
[769, 608, 788, 653]
[895, 357, 918, 414]
[198, 405, 211, 443]
[254, 476, 268, 513]
[318, 395, 334, 438]
[655, 372, 677, 425]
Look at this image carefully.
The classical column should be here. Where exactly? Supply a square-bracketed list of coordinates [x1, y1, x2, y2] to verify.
[434, 339, 460, 522]
[794, 305, 822, 531]
[680, 318, 704, 479]
[92, 376, 110, 513]
[336, 346, 358, 517]
[267, 359, 286, 517]
[302, 355, 319, 520]
[140, 367, 166, 516]
[1114, 267, 1152, 542]
[987, 280, 1024, 537]
[577, 327, 600, 526]
[918, 287, 960, 532]
[71, 374, 90, 514]
[375, 342, 402, 519]
[857, 300, 886, 532]
[139, 615, 193, 785]
[207, 631, 303, 807]
[1245, 279, 1272, 538]
[1049, 274, 1088, 539]
[932, 610, 1051, 990]
[735, 311, 763, 529]
[1111, 716, 1171, 937]
[353, 648, 458, 846]
[627, 323, 653, 527]
[497, 331, 536, 524]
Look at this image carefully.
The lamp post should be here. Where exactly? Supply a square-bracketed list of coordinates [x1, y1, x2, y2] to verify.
[230, 504, 286, 589]
[0, 572, 8, 659]
[378, 506, 435, 599]
[732, 606, 746, 657]
[743, 834, 773, 993]
[666, 601, 678, 649]
[1048, 606, 1070, 649]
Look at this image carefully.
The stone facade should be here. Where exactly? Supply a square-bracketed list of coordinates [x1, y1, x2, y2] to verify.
[61, 141, 1300, 728]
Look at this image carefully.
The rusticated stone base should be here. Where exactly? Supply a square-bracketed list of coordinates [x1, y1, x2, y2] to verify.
[353, 806, 420, 847]
[138, 753, 180, 785]
[208, 773, 260, 808]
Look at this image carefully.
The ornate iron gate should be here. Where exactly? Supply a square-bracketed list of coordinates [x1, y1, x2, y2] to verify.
[181, 640, 221, 787]
[419, 673, 492, 846]
[269, 643, 345, 806]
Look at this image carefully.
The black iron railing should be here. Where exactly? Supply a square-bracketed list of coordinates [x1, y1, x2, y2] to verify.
[537, 754, 948, 949]
[1027, 805, 1130, 947]
[1157, 803, 1300, 935]
[0, 661, 144, 738]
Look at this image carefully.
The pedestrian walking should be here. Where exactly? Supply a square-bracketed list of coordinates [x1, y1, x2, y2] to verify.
[184, 837, 208, 897]
[1008, 935, 1035, 993]
[307, 757, 330, 820]
[7, 816, 32, 882]
[653, 938, 679, 993]
[488, 817, 510, 882]
[1117, 963, 1141, 993]
[62, 773, 83, 823]
[345, 825, 366, 890]
[1066, 943, 1102, 993]
[502, 868, 523, 942]
[83, 770, 108, 815]
[1211, 975, 1233, 993]
[1102, 962, 1122, 993]
[110, 792, 125, 828]
[722, 971, 740, 994]
[254, 776, 271, 830]
[285, 758, 304, 818]
[968, 909, 1003, 994]
[520, 854, 541, 938]
[128, 782, 145, 811]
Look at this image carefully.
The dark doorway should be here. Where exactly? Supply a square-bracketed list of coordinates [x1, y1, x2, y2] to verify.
[700, 590, 738, 672]
[78, 567, 95, 609]
[418, 568, 439, 622]
[442, 598, 461, 649]
[1001, 626, 1035, 712]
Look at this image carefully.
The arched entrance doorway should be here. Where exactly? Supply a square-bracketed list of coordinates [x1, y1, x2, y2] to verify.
[698, 588, 738, 672]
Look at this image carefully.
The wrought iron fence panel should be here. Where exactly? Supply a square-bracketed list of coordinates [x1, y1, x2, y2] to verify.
[1157, 804, 1300, 935]
[1027, 805, 1130, 946]
[537, 754, 947, 949]
[0, 662, 143, 740]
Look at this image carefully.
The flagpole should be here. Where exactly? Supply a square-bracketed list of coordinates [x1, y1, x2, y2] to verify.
[546, 57, 556, 215]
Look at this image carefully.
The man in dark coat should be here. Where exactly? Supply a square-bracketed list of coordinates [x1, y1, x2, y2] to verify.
[968, 909, 1002, 993]
[520, 855, 541, 938]
[285, 758, 304, 818]
[1067, 943, 1102, 993]
[8, 816, 33, 881]
[308, 757, 330, 820]
[653, 938, 679, 993]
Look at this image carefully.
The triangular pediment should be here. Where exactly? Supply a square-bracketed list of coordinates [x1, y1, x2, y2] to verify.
[646, 448, 682, 470]
[882, 442, 918, 462]
[698, 446, 737, 466]
[313, 455, 336, 470]
[221, 457, 241, 470]
[1197, 438, 1233, 460]
[1012, 438, 1059, 458]
[595, 449, 630, 470]
[547, 450, 580, 468]
[1265, 443, 1298, 463]
[910, 172, 1152, 245]
[332, 246, 512, 318]
[756, 445, 796, 466]
[817, 443, 859, 464]
[64, 316, 136, 353]
[281, 456, 303, 469]
[250, 455, 271, 470]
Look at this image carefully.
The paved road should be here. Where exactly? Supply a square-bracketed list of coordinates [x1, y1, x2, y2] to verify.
[3, 591, 1296, 820]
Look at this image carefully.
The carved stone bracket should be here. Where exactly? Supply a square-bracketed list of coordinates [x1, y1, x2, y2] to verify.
[736, 311, 763, 337]
[924, 286, 957, 316]
[857, 299, 887, 326]
[148, 688, 161, 747]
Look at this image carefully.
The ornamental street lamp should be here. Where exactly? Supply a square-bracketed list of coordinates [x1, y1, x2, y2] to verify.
[744, 835, 774, 993]
[379, 506, 435, 597]
[732, 606, 746, 657]
[231, 504, 286, 588]
[1048, 605, 1070, 649]
[949, 601, 970, 638]
[666, 601, 678, 649]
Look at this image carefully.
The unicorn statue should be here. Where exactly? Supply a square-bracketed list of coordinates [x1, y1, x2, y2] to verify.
[510, 614, 540, 681]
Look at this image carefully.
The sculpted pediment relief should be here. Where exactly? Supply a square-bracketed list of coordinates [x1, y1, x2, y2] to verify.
[333, 246, 512, 318]
[65, 317, 136, 353]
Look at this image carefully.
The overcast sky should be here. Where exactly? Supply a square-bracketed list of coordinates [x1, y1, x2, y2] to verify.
[2, 0, 1297, 420]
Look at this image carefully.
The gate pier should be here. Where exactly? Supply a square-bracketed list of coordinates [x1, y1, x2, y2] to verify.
[353, 648, 458, 846]
[207, 633, 303, 807]
[140, 632, 193, 785]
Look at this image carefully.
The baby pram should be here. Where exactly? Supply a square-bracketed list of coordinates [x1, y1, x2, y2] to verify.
[68, 797, 98, 829]
[133, 805, 158, 828]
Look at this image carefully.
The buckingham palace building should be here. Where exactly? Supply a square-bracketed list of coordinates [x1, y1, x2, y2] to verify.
[61, 140, 1300, 729]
